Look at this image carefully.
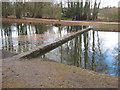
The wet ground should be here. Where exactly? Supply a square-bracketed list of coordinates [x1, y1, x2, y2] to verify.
[3, 59, 118, 88]
[0, 50, 17, 59]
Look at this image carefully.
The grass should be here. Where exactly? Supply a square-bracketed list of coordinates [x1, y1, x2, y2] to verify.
[94, 24, 119, 32]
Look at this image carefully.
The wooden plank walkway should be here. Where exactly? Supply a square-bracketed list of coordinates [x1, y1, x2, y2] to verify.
[2, 27, 91, 60]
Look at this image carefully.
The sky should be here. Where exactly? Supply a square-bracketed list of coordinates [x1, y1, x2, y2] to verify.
[57, 0, 119, 8]
[1, 0, 120, 8]
[100, 0, 119, 7]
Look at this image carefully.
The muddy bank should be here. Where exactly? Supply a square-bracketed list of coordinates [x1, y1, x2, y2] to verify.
[1, 18, 119, 31]
[2, 18, 119, 32]
[94, 24, 119, 32]
[2, 59, 118, 88]
[0, 50, 17, 59]
[2, 18, 119, 25]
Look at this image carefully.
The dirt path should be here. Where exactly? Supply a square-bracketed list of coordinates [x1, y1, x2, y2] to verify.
[2, 18, 119, 32]
[3, 59, 118, 88]
[2, 18, 119, 26]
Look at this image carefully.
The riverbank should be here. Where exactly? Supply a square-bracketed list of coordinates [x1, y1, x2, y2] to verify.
[1, 18, 119, 88]
[3, 58, 118, 88]
[1, 18, 119, 32]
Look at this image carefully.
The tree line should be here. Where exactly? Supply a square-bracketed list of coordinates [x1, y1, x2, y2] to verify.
[98, 7, 118, 22]
[2, 0, 101, 21]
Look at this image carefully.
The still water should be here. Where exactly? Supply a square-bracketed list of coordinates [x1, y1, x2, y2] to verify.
[0, 23, 119, 76]
[0, 23, 85, 53]
[37, 30, 119, 76]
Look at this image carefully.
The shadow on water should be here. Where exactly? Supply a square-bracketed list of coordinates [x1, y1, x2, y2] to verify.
[0, 23, 86, 53]
[36, 30, 119, 76]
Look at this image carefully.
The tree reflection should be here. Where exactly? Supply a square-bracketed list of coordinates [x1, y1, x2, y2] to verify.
[78, 34, 82, 67]
[1, 23, 119, 76]
[73, 36, 78, 66]
[1, 23, 50, 53]
[31, 29, 119, 76]
[1, 23, 84, 53]
[92, 30, 95, 70]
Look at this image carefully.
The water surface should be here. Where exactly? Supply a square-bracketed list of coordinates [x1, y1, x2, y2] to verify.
[1, 23, 119, 76]
[0, 23, 85, 53]
[36, 30, 119, 76]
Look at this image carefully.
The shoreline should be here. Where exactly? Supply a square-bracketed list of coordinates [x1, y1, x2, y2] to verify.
[1, 18, 119, 32]
[3, 58, 118, 88]
[2, 18, 119, 88]
[1, 18, 119, 25]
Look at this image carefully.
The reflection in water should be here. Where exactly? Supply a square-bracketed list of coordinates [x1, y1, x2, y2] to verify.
[1, 23, 119, 76]
[38, 30, 119, 76]
[0, 23, 85, 53]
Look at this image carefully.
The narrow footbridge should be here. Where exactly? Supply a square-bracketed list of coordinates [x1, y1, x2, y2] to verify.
[3, 26, 92, 62]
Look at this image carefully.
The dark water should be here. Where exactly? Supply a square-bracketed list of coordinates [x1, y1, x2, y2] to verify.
[36, 30, 119, 76]
[0, 23, 85, 53]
